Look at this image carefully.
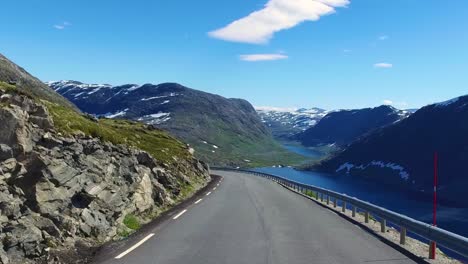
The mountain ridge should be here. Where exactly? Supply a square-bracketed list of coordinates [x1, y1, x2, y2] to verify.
[310, 94, 468, 206]
[296, 105, 410, 147]
[255, 106, 328, 140]
[49, 80, 305, 166]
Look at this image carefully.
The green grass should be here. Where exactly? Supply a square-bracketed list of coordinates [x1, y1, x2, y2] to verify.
[0, 81, 16, 92]
[123, 214, 141, 230]
[303, 190, 318, 199]
[43, 101, 190, 164]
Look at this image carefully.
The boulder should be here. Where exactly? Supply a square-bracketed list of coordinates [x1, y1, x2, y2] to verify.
[0, 144, 13, 161]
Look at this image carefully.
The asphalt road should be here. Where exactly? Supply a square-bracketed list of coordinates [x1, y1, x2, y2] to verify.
[98, 170, 418, 264]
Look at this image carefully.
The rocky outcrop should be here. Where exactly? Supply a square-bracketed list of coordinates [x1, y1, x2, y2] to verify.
[0, 89, 210, 263]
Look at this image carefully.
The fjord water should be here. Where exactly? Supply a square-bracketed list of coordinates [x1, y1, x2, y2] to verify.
[252, 166, 468, 238]
[281, 143, 323, 158]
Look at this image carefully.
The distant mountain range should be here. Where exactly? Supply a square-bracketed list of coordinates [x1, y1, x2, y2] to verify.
[296, 105, 410, 147]
[312, 96, 468, 206]
[49, 80, 304, 166]
[256, 107, 328, 139]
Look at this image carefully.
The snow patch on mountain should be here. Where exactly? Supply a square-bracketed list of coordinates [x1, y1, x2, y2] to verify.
[137, 112, 171, 125]
[336, 161, 410, 180]
[256, 106, 328, 137]
[103, 108, 129, 118]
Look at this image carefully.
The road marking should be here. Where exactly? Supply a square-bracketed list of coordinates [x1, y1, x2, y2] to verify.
[194, 199, 203, 204]
[217, 183, 219, 186]
[173, 209, 187, 220]
[213, 187, 217, 190]
[206, 191, 212, 196]
[115, 233, 155, 259]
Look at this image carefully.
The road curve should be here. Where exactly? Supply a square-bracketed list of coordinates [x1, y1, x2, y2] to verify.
[99, 170, 417, 264]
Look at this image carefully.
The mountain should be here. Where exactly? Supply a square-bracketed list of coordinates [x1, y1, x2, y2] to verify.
[311, 95, 468, 206]
[0, 54, 77, 110]
[297, 105, 410, 147]
[0, 57, 210, 263]
[49, 80, 304, 166]
[256, 107, 328, 139]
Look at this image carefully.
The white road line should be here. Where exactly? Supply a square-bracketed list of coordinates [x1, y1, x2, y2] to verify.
[213, 187, 217, 190]
[217, 184, 219, 186]
[194, 199, 203, 204]
[115, 233, 155, 259]
[173, 209, 187, 220]
[206, 191, 212, 196]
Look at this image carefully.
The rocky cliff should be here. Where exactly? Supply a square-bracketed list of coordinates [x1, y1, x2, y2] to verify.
[0, 84, 210, 263]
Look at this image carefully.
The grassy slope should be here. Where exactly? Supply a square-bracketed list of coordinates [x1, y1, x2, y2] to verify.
[2, 81, 190, 165]
[166, 111, 307, 167]
[44, 101, 190, 165]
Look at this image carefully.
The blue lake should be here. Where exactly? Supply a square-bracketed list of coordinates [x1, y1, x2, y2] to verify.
[281, 143, 323, 159]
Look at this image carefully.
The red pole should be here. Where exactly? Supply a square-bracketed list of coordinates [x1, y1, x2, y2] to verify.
[430, 152, 438, 259]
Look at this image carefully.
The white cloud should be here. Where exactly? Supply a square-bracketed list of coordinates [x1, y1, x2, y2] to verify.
[382, 100, 393, 105]
[379, 35, 389, 41]
[240, 53, 288, 61]
[208, 0, 350, 44]
[53, 21, 71, 30]
[382, 100, 409, 108]
[374, 63, 393, 68]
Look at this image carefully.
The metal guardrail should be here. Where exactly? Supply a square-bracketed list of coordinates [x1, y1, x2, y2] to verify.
[211, 167, 468, 259]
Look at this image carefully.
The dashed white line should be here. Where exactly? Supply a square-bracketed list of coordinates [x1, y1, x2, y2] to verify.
[194, 199, 203, 204]
[173, 209, 187, 220]
[206, 191, 212, 196]
[115, 233, 155, 259]
[213, 187, 217, 190]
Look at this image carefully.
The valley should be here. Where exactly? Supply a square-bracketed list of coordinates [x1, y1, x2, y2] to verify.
[2, 1, 468, 263]
[1, 53, 467, 263]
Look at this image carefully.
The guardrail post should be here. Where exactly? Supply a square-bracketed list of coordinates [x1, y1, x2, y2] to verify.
[429, 242, 436, 259]
[400, 227, 406, 245]
[326, 195, 330, 205]
[380, 218, 386, 233]
[365, 212, 370, 223]
[342, 201, 346, 213]
[333, 197, 337, 208]
[320, 193, 324, 202]
[352, 206, 356, 217]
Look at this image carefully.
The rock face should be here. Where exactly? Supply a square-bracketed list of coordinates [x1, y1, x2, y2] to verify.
[0, 89, 210, 263]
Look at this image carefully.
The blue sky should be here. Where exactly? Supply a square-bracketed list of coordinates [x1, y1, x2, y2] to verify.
[1, 0, 467, 110]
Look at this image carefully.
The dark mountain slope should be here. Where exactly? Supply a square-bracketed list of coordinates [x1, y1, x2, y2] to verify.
[312, 95, 468, 206]
[49, 81, 304, 166]
[297, 105, 409, 147]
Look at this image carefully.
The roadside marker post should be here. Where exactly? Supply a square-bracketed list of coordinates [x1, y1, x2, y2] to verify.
[430, 152, 438, 259]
